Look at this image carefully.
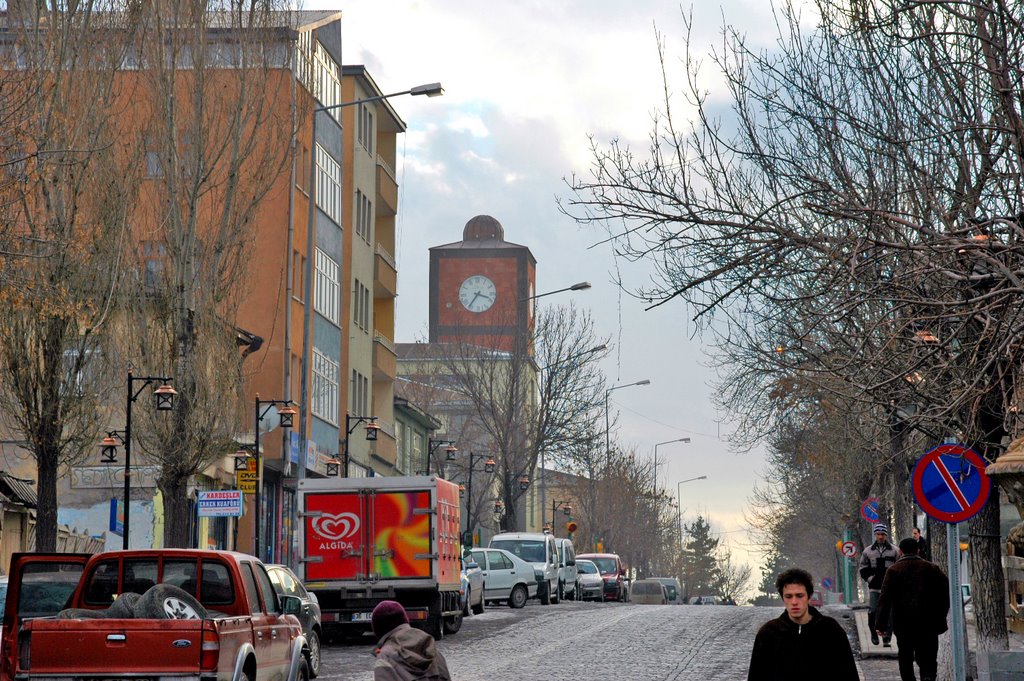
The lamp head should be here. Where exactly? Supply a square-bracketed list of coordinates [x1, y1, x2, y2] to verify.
[278, 404, 297, 429]
[569, 281, 592, 291]
[484, 457, 496, 473]
[635, 379, 651, 386]
[325, 458, 342, 476]
[364, 420, 380, 441]
[445, 444, 458, 460]
[153, 383, 177, 411]
[518, 474, 530, 491]
[100, 436, 119, 463]
[411, 82, 444, 97]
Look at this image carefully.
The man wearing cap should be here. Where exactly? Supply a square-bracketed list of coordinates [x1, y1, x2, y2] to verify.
[370, 600, 451, 680]
[859, 522, 899, 646]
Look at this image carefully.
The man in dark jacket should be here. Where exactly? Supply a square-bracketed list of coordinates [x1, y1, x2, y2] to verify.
[859, 522, 899, 645]
[913, 527, 931, 561]
[876, 538, 950, 681]
[747, 568, 858, 681]
[371, 600, 451, 681]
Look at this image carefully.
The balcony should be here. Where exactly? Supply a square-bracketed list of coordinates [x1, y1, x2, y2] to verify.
[373, 332, 397, 381]
[374, 243, 397, 298]
[371, 418, 397, 467]
[376, 154, 398, 216]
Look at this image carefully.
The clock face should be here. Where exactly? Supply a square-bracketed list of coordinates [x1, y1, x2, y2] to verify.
[459, 275, 497, 312]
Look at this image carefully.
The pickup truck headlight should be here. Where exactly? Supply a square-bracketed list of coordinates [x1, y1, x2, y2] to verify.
[534, 569, 544, 582]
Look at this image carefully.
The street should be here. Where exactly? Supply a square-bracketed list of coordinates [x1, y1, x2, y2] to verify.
[317, 601, 772, 680]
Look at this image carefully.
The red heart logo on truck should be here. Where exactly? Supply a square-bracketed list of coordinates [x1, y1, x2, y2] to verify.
[312, 512, 361, 540]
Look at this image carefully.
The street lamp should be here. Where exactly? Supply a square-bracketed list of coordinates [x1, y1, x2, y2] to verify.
[520, 281, 592, 301]
[676, 475, 708, 548]
[98, 369, 177, 550]
[604, 379, 651, 458]
[342, 414, 380, 477]
[427, 439, 458, 477]
[653, 437, 691, 495]
[234, 396, 297, 561]
[461, 452, 496, 542]
[298, 81, 443, 482]
[549, 499, 572, 536]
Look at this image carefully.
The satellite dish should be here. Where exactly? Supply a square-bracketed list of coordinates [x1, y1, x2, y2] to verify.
[259, 404, 279, 433]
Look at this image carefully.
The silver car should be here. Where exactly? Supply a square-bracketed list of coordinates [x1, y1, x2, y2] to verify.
[266, 564, 322, 677]
[469, 547, 540, 608]
[575, 559, 604, 601]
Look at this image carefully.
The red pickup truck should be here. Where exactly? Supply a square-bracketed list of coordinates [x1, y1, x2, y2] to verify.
[1, 550, 312, 681]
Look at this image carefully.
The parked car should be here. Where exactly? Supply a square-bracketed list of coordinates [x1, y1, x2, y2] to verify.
[575, 559, 604, 601]
[689, 594, 721, 605]
[0, 574, 7, 637]
[577, 552, 627, 602]
[630, 579, 669, 605]
[460, 554, 485, 616]
[266, 563, 322, 677]
[489, 532, 560, 604]
[468, 547, 540, 608]
[649, 577, 682, 604]
[554, 537, 579, 600]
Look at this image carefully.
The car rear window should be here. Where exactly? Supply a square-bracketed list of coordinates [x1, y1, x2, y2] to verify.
[589, 557, 617, 574]
[491, 540, 545, 563]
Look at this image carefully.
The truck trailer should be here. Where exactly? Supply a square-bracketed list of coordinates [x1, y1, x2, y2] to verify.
[297, 475, 462, 640]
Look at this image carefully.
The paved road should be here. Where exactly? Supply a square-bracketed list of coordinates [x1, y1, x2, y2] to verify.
[317, 600, 775, 680]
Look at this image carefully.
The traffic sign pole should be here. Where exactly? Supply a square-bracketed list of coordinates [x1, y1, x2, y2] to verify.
[843, 528, 854, 604]
[947, 523, 966, 681]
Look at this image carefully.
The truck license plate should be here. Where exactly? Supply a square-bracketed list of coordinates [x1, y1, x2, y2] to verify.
[351, 612, 372, 622]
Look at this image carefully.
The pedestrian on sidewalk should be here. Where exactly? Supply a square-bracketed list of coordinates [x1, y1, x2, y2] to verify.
[371, 601, 452, 681]
[876, 538, 950, 681]
[912, 527, 931, 561]
[747, 568, 858, 681]
[860, 522, 898, 646]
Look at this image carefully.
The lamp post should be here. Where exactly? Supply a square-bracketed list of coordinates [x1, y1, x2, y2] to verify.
[604, 379, 651, 458]
[676, 475, 708, 549]
[298, 82, 443, 482]
[549, 499, 572, 536]
[240, 396, 296, 561]
[462, 452, 496, 542]
[653, 437, 691, 495]
[426, 439, 458, 477]
[341, 414, 380, 477]
[99, 369, 177, 550]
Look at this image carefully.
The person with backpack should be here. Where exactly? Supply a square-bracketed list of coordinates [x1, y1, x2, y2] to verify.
[371, 600, 452, 681]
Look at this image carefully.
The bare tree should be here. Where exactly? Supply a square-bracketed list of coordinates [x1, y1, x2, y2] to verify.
[564, 0, 1024, 648]
[113, 0, 295, 547]
[0, 2, 137, 550]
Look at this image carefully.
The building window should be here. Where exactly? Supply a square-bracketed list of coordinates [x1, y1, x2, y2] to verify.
[358, 104, 374, 154]
[141, 241, 167, 290]
[299, 34, 341, 123]
[350, 369, 368, 416]
[292, 250, 305, 302]
[296, 144, 309, 193]
[355, 190, 372, 244]
[314, 248, 340, 325]
[353, 279, 370, 331]
[315, 145, 341, 224]
[145, 150, 163, 178]
[396, 421, 407, 473]
[312, 349, 339, 426]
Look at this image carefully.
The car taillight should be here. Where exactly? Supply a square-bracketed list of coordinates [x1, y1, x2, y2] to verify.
[200, 628, 220, 670]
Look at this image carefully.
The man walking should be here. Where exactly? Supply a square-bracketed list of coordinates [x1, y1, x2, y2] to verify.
[860, 522, 898, 645]
[747, 568, 858, 681]
[912, 526, 931, 561]
[876, 538, 950, 681]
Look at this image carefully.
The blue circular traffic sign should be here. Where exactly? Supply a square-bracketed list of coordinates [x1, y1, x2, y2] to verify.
[861, 496, 879, 523]
[821, 577, 834, 590]
[912, 444, 991, 524]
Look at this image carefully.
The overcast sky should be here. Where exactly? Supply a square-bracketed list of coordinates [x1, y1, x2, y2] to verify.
[308, 1, 785, 574]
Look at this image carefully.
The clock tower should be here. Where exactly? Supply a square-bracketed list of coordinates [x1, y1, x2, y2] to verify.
[429, 215, 537, 353]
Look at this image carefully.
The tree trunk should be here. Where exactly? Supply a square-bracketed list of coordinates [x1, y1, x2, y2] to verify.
[970, 499, 1008, 650]
[160, 473, 192, 548]
[35, 446, 59, 552]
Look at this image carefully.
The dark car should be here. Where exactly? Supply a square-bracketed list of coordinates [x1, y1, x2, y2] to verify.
[266, 564, 322, 677]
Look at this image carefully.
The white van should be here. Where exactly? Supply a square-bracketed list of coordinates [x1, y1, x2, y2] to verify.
[555, 537, 579, 600]
[489, 531, 560, 604]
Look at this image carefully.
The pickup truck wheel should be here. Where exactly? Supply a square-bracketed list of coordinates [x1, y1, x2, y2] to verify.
[294, 656, 310, 681]
[539, 581, 551, 605]
[135, 584, 208, 619]
[442, 612, 462, 635]
[471, 588, 485, 615]
[509, 584, 528, 609]
[306, 630, 321, 678]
